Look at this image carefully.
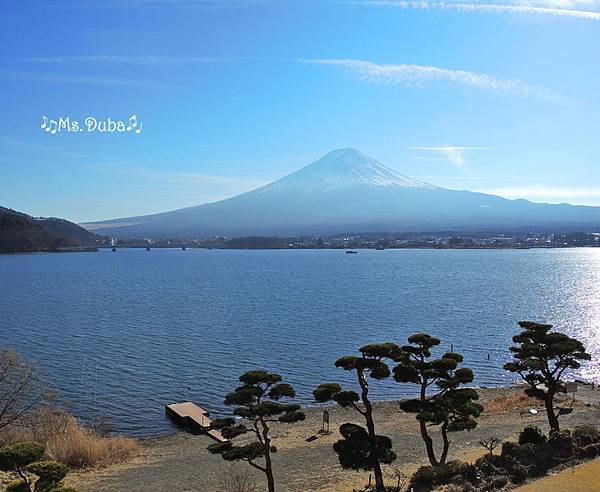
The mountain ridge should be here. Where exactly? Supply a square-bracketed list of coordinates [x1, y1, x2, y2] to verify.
[0, 206, 101, 252]
[82, 149, 600, 238]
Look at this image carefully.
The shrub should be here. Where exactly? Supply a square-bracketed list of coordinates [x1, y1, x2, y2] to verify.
[511, 443, 537, 466]
[474, 454, 504, 477]
[216, 464, 258, 492]
[500, 441, 519, 458]
[519, 425, 546, 445]
[5, 480, 29, 492]
[529, 444, 557, 477]
[0, 441, 45, 469]
[27, 460, 69, 491]
[578, 443, 600, 459]
[490, 475, 509, 489]
[38, 410, 138, 468]
[410, 461, 476, 491]
[509, 464, 528, 484]
[0, 406, 138, 469]
[548, 430, 574, 459]
[572, 424, 600, 447]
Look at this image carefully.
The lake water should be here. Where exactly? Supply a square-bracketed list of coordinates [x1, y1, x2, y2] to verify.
[1, 248, 599, 437]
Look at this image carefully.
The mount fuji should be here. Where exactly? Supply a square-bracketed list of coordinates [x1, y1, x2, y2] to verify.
[83, 148, 600, 238]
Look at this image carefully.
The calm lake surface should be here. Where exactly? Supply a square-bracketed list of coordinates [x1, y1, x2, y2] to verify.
[1, 248, 599, 436]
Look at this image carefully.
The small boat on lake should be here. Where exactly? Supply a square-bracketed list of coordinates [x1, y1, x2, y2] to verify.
[345, 250, 358, 254]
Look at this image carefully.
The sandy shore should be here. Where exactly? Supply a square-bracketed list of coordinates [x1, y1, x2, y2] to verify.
[65, 387, 597, 492]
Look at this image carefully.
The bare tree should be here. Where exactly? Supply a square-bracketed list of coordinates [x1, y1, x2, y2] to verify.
[479, 436, 502, 458]
[0, 348, 48, 431]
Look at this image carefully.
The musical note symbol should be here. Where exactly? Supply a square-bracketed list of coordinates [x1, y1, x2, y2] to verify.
[126, 114, 137, 131]
[135, 123, 143, 134]
[46, 120, 58, 134]
[40, 116, 48, 130]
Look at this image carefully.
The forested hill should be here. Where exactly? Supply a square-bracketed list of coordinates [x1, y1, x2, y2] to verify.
[0, 206, 101, 252]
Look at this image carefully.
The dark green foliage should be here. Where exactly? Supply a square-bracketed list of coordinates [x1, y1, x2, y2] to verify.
[315, 343, 400, 491]
[220, 424, 248, 439]
[511, 443, 538, 466]
[416, 422, 598, 490]
[500, 441, 519, 458]
[474, 454, 504, 476]
[473, 425, 600, 489]
[210, 418, 235, 429]
[221, 442, 265, 462]
[332, 424, 396, 472]
[548, 430, 574, 459]
[268, 383, 295, 400]
[27, 460, 69, 492]
[572, 424, 600, 447]
[504, 321, 591, 432]
[207, 369, 304, 492]
[499, 437, 557, 477]
[0, 442, 72, 492]
[509, 464, 528, 484]
[409, 461, 476, 491]
[490, 475, 509, 489]
[0, 442, 45, 470]
[332, 390, 360, 408]
[518, 425, 547, 445]
[239, 370, 281, 386]
[0, 206, 99, 252]
[529, 445, 558, 477]
[393, 333, 482, 466]
[207, 441, 232, 455]
[278, 410, 305, 423]
[6, 481, 29, 492]
[579, 443, 600, 459]
[313, 383, 342, 403]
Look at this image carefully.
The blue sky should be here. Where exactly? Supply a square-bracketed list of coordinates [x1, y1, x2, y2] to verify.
[1, 0, 599, 222]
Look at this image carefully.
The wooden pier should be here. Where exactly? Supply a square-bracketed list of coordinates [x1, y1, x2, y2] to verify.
[165, 401, 228, 443]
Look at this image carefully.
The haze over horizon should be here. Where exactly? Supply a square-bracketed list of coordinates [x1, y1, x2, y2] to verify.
[83, 148, 600, 238]
[1, 1, 599, 223]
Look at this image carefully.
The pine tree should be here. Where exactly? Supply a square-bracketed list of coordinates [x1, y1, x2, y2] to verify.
[392, 333, 482, 466]
[207, 370, 305, 492]
[314, 343, 399, 491]
[504, 321, 591, 432]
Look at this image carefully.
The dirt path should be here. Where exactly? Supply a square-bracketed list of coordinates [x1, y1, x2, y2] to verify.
[515, 458, 600, 492]
[66, 388, 597, 492]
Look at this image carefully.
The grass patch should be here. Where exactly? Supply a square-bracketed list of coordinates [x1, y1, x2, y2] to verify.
[0, 406, 138, 469]
[484, 392, 539, 413]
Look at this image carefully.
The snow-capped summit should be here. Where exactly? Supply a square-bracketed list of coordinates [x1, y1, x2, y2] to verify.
[84, 148, 600, 238]
[264, 148, 435, 193]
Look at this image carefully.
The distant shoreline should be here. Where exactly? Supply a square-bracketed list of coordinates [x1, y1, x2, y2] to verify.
[101, 244, 594, 251]
[3, 244, 600, 254]
[0, 246, 98, 254]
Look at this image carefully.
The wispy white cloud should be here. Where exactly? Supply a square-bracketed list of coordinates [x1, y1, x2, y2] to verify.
[410, 145, 490, 166]
[0, 69, 168, 88]
[21, 55, 228, 65]
[476, 185, 600, 204]
[345, 1, 600, 20]
[59, 0, 258, 9]
[305, 59, 558, 100]
[87, 161, 267, 190]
